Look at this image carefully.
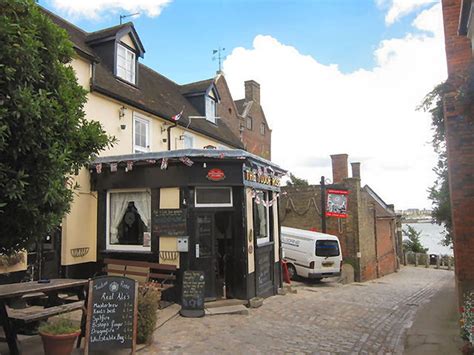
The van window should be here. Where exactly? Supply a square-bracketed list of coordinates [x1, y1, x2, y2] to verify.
[315, 240, 340, 257]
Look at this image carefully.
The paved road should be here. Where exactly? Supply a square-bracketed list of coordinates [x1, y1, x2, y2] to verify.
[145, 267, 454, 354]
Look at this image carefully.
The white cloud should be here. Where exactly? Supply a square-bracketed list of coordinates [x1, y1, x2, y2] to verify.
[377, 0, 438, 25]
[223, 3, 446, 209]
[48, 0, 171, 20]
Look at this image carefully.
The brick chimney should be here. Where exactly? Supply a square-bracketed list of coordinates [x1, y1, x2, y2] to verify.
[351, 162, 361, 179]
[330, 154, 348, 183]
[245, 80, 260, 104]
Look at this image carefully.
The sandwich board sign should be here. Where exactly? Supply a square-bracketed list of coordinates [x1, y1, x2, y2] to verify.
[84, 276, 138, 354]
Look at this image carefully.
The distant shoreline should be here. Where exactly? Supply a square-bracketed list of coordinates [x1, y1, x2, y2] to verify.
[402, 218, 433, 224]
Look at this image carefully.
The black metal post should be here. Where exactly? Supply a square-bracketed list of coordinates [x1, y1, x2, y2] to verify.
[321, 176, 327, 233]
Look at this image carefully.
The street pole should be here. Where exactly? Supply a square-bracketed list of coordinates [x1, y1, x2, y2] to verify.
[321, 176, 327, 233]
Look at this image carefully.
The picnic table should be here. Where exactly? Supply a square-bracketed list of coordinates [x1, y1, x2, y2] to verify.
[0, 279, 88, 355]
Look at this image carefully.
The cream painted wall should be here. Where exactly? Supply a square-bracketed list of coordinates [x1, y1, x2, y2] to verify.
[120, 34, 135, 50]
[273, 199, 280, 262]
[70, 57, 91, 90]
[159, 188, 180, 209]
[246, 188, 255, 274]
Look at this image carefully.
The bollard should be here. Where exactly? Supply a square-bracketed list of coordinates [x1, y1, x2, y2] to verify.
[415, 253, 418, 267]
[425, 254, 429, 268]
[404, 252, 407, 266]
[448, 257, 452, 270]
[436, 254, 440, 269]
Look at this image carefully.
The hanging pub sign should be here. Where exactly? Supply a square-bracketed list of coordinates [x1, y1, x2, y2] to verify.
[243, 166, 280, 187]
[207, 168, 226, 181]
[326, 189, 349, 218]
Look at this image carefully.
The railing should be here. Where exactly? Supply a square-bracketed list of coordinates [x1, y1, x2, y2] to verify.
[403, 251, 454, 270]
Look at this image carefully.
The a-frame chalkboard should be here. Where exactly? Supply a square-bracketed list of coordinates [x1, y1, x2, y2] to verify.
[84, 276, 138, 354]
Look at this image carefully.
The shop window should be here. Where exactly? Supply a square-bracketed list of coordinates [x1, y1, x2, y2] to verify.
[134, 114, 149, 153]
[254, 190, 270, 245]
[195, 187, 233, 207]
[107, 190, 151, 251]
[117, 43, 136, 84]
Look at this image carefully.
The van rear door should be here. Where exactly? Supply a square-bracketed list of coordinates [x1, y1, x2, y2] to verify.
[315, 240, 341, 273]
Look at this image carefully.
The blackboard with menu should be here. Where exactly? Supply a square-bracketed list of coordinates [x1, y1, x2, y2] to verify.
[84, 276, 138, 354]
[180, 270, 205, 318]
[152, 209, 187, 236]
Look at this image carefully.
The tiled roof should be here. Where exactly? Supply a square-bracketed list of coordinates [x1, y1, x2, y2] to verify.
[39, 6, 244, 149]
[180, 78, 214, 95]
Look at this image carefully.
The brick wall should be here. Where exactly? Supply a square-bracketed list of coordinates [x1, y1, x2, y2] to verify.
[442, 0, 474, 307]
[215, 75, 242, 141]
[358, 189, 378, 282]
[376, 219, 397, 277]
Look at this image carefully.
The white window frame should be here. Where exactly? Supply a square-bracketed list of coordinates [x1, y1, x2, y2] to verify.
[255, 190, 271, 245]
[260, 123, 265, 135]
[117, 43, 136, 84]
[205, 96, 216, 124]
[133, 113, 150, 153]
[195, 187, 233, 208]
[106, 189, 151, 252]
[182, 133, 194, 149]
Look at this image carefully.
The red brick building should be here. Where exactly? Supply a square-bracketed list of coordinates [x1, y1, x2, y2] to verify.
[441, 0, 474, 308]
[280, 154, 402, 282]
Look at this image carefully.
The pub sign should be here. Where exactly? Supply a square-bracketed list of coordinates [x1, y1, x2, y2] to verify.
[326, 189, 349, 218]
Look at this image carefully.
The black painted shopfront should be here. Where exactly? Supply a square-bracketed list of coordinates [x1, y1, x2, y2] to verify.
[77, 149, 285, 302]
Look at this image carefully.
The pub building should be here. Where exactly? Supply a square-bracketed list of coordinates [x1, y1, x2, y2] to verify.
[87, 149, 286, 301]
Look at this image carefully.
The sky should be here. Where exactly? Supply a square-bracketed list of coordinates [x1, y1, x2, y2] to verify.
[40, 0, 447, 210]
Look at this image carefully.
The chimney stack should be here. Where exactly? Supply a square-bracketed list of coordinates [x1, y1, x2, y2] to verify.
[245, 80, 260, 104]
[330, 154, 349, 184]
[351, 162, 361, 179]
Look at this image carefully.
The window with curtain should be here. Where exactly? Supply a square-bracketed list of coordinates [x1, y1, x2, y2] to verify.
[108, 190, 151, 250]
[254, 190, 270, 245]
[134, 115, 149, 153]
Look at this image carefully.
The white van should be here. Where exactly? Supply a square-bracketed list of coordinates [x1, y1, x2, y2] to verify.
[281, 226, 342, 280]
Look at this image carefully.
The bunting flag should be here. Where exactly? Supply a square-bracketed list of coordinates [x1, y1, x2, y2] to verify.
[160, 158, 168, 170]
[146, 159, 157, 164]
[95, 163, 102, 174]
[126, 161, 133, 172]
[110, 162, 117, 172]
[171, 108, 183, 121]
[218, 153, 225, 159]
[179, 156, 194, 167]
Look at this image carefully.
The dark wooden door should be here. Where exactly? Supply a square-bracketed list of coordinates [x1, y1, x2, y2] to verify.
[194, 214, 216, 299]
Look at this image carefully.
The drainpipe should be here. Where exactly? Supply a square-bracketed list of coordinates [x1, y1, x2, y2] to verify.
[167, 122, 177, 151]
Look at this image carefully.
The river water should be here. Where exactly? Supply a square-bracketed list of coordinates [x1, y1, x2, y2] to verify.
[402, 222, 453, 256]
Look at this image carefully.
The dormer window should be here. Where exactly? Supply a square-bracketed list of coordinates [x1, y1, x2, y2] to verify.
[117, 44, 136, 84]
[206, 95, 216, 123]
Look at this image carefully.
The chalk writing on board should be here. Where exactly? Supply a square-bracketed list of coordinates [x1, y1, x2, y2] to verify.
[180, 271, 205, 317]
[152, 209, 187, 236]
[87, 276, 136, 351]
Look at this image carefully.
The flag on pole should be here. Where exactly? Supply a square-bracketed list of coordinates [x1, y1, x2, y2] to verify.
[171, 109, 183, 121]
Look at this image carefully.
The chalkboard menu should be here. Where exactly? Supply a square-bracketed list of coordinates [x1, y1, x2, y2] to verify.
[153, 209, 187, 236]
[85, 276, 138, 354]
[257, 251, 272, 295]
[180, 270, 205, 318]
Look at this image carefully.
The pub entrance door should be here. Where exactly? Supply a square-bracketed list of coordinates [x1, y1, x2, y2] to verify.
[194, 211, 233, 300]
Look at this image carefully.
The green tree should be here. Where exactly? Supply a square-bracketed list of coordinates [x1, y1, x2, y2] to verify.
[418, 82, 453, 247]
[286, 173, 309, 187]
[403, 225, 428, 253]
[0, 0, 114, 254]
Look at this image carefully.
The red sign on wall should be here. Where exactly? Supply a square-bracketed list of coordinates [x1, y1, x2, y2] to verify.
[207, 168, 226, 181]
[326, 189, 349, 218]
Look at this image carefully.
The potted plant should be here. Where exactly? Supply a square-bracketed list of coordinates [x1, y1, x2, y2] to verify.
[38, 317, 81, 355]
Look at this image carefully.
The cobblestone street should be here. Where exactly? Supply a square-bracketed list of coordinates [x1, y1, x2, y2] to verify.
[144, 267, 455, 354]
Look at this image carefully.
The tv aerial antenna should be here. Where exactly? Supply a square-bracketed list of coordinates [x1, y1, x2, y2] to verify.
[120, 12, 140, 24]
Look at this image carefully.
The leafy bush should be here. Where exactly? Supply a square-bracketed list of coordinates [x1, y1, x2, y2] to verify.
[137, 285, 161, 344]
[38, 317, 80, 335]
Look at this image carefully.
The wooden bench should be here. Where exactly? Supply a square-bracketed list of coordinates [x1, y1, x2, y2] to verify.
[103, 258, 177, 290]
[7, 300, 84, 323]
